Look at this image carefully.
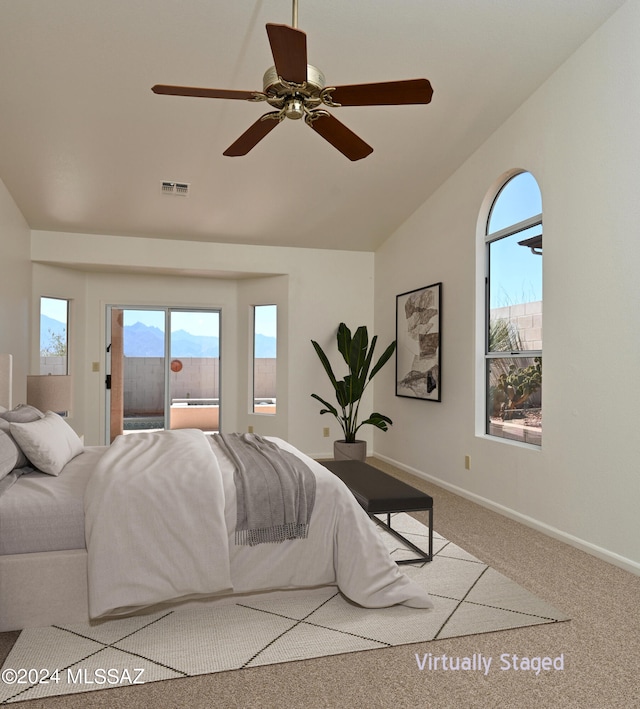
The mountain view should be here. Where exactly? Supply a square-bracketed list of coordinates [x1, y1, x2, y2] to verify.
[122, 322, 223, 357]
[40, 318, 276, 357]
[40, 314, 67, 352]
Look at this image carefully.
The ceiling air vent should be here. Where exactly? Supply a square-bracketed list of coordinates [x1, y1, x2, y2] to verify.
[161, 181, 190, 196]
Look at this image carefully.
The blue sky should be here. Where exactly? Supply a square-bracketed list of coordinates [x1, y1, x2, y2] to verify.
[40, 296, 68, 323]
[488, 172, 542, 308]
[253, 304, 277, 339]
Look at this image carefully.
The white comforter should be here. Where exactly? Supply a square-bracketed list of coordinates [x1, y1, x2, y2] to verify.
[85, 430, 433, 619]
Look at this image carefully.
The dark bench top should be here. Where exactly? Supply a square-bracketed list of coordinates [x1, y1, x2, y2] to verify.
[322, 459, 433, 515]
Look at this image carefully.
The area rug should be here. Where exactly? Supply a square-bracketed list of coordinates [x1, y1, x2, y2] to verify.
[0, 514, 569, 704]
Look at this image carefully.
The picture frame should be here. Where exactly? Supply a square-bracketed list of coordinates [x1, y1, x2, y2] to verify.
[395, 282, 442, 402]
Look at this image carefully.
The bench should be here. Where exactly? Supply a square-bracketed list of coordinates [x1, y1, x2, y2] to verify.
[322, 459, 433, 564]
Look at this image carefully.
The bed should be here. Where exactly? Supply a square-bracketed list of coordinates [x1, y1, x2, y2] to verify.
[0, 398, 432, 632]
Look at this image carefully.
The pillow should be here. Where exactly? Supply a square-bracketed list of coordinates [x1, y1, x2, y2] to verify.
[0, 406, 45, 477]
[0, 429, 26, 480]
[9, 411, 83, 476]
[0, 404, 44, 423]
[0, 421, 29, 474]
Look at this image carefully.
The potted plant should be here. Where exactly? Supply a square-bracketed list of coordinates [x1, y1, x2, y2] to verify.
[311, 323, 396, 461]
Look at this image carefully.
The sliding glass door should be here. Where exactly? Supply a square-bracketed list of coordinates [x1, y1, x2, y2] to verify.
[167, 310, 220, 432]
[106, 306, 220, 443]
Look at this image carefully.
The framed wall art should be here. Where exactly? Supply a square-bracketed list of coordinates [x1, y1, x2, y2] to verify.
[396, 282, 442, 402]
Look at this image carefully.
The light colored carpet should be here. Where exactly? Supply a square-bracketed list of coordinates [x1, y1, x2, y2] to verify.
[0, 514, 568, 705]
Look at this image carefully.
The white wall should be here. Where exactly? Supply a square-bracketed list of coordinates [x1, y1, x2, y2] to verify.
[374, 0, 640, 573]
[0, 178, 31, 405]
[31, 232, 374, 454]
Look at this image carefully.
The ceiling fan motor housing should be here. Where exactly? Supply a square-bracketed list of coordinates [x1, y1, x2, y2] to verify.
[262, 64, 328, 119]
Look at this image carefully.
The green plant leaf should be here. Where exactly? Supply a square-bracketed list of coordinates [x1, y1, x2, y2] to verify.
[349, 326, 369, 378]
[337, 323, 352, 366]
[356, 412, 393, 433]
[360, 334, 377, 385]
[368, 340, 396, 381]
[335, 380, 351, 409]
[311, 339, 339, 390]
[310, 393, 339, 418]
[343, 373, 364, 402]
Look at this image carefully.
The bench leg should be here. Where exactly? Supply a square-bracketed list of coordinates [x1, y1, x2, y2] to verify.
[371, 507, 433, 564]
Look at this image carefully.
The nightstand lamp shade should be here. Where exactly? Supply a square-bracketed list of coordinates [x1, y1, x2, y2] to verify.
[27, 375, 72, 416]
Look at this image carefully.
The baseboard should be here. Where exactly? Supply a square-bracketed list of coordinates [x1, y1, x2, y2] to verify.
[373, 451, 640, 577]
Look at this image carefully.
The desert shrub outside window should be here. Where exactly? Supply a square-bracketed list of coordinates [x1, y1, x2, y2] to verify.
[485, 172, 542, 446]
[40, 297, 69, 374]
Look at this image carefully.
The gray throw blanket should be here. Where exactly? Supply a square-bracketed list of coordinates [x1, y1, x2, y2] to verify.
[214, 433, 316, 546]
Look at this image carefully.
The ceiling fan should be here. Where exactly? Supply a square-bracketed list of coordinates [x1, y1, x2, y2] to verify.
[152, 0, 433, 161]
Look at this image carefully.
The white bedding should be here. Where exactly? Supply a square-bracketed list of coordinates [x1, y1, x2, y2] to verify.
[85, 430, 232, 619]
[85, 430, 433, 619]
[0, 447, 105, 555]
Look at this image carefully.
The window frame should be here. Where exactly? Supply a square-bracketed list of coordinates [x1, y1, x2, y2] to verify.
[39, 296, 70, 375]
[252, 304, 277, 415]
[483, 176, 542, 447]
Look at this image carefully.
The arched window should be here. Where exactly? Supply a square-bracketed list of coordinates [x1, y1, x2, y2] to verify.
[485, 172, 542, 446]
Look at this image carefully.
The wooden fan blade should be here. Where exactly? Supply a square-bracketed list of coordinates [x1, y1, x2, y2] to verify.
[266, 23, 307, 84]
[152, 85, 258, 101]
[308, 113, 373, 161]
[223, 116, 281, 157]
[327, 78, 433, 106]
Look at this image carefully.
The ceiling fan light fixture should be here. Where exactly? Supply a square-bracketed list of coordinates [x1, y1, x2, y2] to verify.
[284, 97, 305, 120]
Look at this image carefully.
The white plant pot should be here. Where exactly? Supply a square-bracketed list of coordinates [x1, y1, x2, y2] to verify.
[333, 440, 367, 462]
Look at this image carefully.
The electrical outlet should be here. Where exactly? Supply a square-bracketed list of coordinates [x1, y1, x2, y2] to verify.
[464, 455, 471, 470]
[248, 425, 254, 434]
[323, 427, 330, 438]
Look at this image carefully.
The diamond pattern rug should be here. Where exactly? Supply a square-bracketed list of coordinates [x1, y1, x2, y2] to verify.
[0, 514, 569, 704]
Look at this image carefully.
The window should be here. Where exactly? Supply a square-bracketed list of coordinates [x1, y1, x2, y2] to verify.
[253, 305, 277, 414]
[105, 306, 221, 441]
[485, 172, 542, 446]
[40, 297, 69, 374]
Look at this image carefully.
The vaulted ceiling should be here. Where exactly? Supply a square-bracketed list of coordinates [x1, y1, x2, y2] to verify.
[0, 0, 625, 251]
